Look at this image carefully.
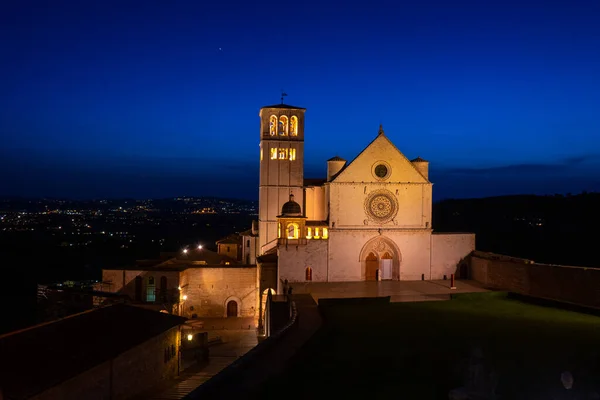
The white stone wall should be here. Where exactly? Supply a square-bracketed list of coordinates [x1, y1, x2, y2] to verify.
[430, 233, 475, 279]
[327, 230, 432, 281]
[278, 240, 328, 283]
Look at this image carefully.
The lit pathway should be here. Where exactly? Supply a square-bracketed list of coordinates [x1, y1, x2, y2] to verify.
[143, 330, 257, 400]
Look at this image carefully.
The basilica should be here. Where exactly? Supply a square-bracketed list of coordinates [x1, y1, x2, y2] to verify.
[255, 103, 474, 289]
[98, 102, 474, 321]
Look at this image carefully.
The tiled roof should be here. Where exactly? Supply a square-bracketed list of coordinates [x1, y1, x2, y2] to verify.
[0, 305, 186, 400]
[175, 248, 238, 264]
[238, 228, 257, 237]
[216, 234, 242, 245]
[257, 252, 278, 263]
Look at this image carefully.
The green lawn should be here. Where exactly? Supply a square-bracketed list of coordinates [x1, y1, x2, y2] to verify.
[257, 292, 600, 399]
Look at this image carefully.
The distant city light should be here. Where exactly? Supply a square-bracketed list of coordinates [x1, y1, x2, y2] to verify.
[182, 248, 188, 254]
[197, 244, 203, 250]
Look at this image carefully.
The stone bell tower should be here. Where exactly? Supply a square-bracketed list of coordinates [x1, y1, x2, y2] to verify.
[258, 103, 306, 253]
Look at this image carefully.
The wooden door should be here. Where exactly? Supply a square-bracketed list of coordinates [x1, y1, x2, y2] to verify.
[227, 300, 238, 317]
[365, 252, 378, 281]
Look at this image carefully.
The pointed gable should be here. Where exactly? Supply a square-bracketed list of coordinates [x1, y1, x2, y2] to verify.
[332, 133, 429, 183]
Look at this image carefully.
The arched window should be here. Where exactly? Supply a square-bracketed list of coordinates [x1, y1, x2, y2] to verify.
[287, 223, 299, 239]
[305, 267, 312, 281]
[279, 116, 288, 136]
[278, 223, 281, 238]
[146, 276, 156, 302]
[246, 239, 250, 247]
[269, 115, 277, 136]
[290, 116, 298, 136]
[306, 227, 312, 239]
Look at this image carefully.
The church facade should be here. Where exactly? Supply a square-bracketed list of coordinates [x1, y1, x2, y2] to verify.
[256, 103, 474, 289]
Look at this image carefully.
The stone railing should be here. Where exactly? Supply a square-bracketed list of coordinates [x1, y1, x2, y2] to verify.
[470, 251, 600, 309]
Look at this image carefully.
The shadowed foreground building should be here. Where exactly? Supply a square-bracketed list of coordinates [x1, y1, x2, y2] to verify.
[0, 304, 186, 400]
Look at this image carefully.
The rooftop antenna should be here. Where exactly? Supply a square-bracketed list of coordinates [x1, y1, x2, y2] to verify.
[281, 90, 288, 104]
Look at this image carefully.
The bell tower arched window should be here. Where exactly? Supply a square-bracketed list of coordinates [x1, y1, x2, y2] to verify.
[286, 223, 299, 239]
[269, 115, 277, 136]
[290, 116, 298, 136]
[279, 116, 288, 136]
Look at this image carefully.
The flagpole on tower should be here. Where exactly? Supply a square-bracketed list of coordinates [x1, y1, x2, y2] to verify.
[281, 90, 288, 104]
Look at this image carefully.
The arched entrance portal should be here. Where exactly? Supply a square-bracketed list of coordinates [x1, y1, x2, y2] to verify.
[360, 236, 402, 281]
[226, 300, 238, 317]
[365, 252, 378, 281]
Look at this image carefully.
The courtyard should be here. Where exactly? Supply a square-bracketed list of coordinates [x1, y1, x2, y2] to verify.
[256, 292, 600, 399]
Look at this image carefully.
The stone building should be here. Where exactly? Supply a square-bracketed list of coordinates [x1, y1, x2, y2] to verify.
[256, 103, 475, 292]
[0, 304, 186, 400]
[99, 247, 257, 319]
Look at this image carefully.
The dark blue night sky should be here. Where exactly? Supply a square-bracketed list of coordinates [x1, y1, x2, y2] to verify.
[1, 0, 599, 200]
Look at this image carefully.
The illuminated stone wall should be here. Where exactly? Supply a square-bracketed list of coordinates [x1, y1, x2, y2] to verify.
[278, 240, 328, 283]
[304, 185, 327, 221]
[179, 267, 257, 318]
[327, 230, 432, 281]
[470, 252, 600, 309]
[217, 243, 238, 260]
[430, 233, 475, 279]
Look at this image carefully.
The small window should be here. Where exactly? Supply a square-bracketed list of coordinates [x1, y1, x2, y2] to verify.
[322, 228, 328, 239]
[246, 239, 250, 247]
[227, 246, 230, 252]
[305, 267, 312, 281]
[306, 227, 312, 239]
